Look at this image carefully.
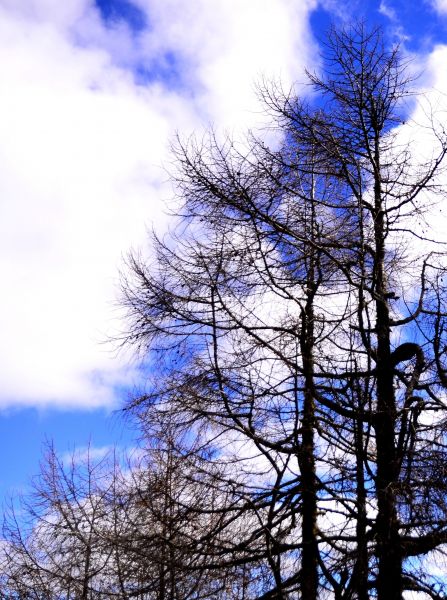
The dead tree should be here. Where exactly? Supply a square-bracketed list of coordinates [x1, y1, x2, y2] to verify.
[121, 22, 447, 600]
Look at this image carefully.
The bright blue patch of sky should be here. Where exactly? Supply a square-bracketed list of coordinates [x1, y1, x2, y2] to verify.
[93, 0, 189, 91]
[95, 0, 147, 33]
[0, 407, 135, 504]
[311, 0, 447, 54]
[135, 51, 190, 90]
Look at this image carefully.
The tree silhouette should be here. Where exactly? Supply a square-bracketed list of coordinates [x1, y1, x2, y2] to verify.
[121, 23, 447, 600]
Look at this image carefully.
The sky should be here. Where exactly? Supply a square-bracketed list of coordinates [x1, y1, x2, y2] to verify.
[1, 0, 447, 503]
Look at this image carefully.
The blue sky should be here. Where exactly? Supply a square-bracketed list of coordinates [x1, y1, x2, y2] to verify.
[1, 0, 447, 503]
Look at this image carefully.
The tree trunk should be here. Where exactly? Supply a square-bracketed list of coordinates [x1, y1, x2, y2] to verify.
[354, 416, 369, 600]
[373, 171, 402, 600]
[298, 259, 319, 600]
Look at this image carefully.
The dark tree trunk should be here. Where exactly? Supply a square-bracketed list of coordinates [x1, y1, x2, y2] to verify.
[354, 417, 369, 600]
[373, 172, 402, 600]
[298, 257, 319, 600]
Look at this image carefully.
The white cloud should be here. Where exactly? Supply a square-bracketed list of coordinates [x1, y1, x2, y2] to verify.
[379, 1, 397, 20]
[0, 0, 318, 409]
[405, 43, 447, 243]
[0, 0, 91, 25]
[431, 0, 447, 14]
[60, 443, 115, 465]
[133, 0, 319, 128]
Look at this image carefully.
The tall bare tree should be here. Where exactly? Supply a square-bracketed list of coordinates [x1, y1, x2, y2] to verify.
[121, 23, 447, 600]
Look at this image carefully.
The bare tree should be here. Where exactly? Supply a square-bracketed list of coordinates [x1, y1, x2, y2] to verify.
[1, 437, 260, 600]
[1, 443, 117, 599]
[121, 22, 447, 600]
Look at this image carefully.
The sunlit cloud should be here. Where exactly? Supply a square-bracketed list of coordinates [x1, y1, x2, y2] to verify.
[431, 0, 447, 15]
[379, 0, 397, 20]
[0, 0, 318, 409]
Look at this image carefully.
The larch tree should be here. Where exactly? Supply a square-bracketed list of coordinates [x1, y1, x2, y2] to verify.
[1, 438, 253, 600]
[121, 23, 447, 600]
